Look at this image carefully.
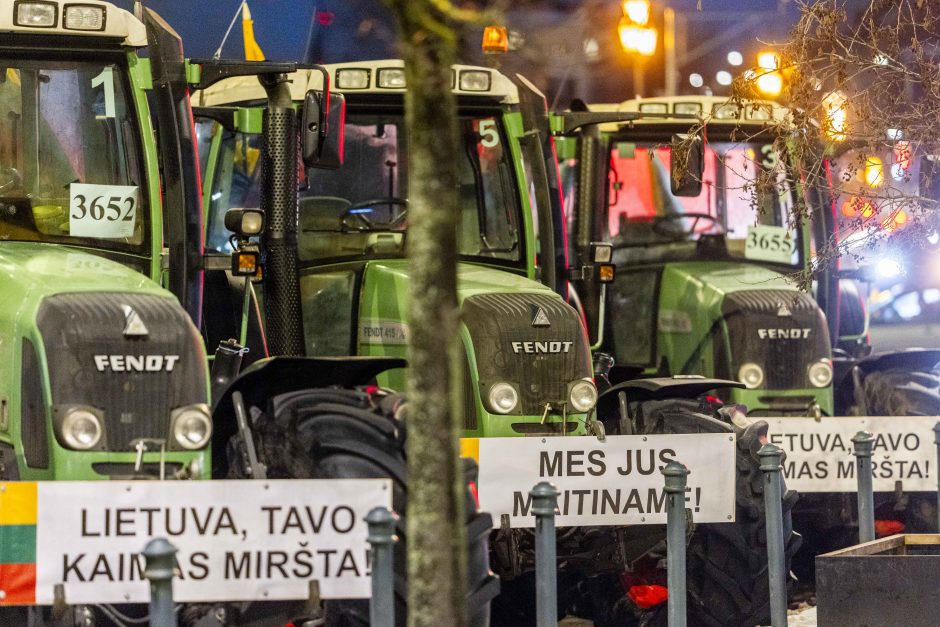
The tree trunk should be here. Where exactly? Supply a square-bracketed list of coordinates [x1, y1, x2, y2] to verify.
[382, 3, 466, 626]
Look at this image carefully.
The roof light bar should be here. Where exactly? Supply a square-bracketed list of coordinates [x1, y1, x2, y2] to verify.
[14, 1, 57, 27]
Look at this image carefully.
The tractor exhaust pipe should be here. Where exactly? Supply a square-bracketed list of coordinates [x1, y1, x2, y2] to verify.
[259, 73, 305, 356]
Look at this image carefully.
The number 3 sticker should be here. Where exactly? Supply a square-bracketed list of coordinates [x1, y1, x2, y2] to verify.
[69, 183, 139, 238]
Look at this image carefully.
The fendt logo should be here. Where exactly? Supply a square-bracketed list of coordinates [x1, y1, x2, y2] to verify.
[531, 305, 551, 327]
[121, 304, 149, 337]
[757, 328, 812, 339]
[93, 355, 181, 372]
[511, 341, 573, 354]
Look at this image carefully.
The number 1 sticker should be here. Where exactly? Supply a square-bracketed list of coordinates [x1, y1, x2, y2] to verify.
[69, 183, 139, 239]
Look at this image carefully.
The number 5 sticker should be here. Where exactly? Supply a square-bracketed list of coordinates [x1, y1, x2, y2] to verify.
[69, 183, 139, 238]
[479, 119, 499, 148]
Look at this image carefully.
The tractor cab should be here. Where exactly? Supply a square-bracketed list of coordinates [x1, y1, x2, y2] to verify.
[194, 61, 598, 438]
[559, 96, 835, 416]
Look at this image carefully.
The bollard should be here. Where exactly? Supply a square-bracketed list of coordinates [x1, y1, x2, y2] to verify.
[934, 422, 940, 532]
[365, 507, 398, 627]
[757, 444, 788, 627]
[530, 481, 559, 627]
[852, 431, 875, 544]
[662, 461, 689, 627]
[142, 538, 177, 627]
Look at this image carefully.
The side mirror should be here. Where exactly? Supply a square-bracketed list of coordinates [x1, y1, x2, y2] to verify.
[302, 89, 345, 170]
[670, 133, 704, 197]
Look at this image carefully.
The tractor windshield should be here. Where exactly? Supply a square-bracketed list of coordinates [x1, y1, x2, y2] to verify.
[203, 110, 522, 266]
[603, 136, 801, 267]
[0, 57, 147, 253]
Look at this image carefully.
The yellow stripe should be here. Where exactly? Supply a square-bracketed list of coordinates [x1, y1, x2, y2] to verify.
[0, 482, 37, 525]
[459, 438, 479, 463]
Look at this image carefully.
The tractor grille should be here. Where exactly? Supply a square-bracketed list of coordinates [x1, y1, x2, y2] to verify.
[722, 290, 830, 389]
[462, 293, 591, 415]
[35, 293, 206, 451]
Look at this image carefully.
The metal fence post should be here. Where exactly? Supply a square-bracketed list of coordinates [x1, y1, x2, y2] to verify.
[757, 444, 788, 627]
[530, 481, 559, 627]
[142, 538, 177, 627]
[852, 431, 875, 543]
[934, 422, 940, 532]
[662, 461, 689, 627]
[365, 507, 398, 627]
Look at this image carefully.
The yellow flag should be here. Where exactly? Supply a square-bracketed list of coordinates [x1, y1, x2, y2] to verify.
[242, 2, 265, 61]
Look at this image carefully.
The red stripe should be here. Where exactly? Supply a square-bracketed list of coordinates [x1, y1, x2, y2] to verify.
[0, 563, 36, 605]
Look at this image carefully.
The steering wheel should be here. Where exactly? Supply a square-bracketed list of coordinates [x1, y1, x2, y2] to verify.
[651, 212, 725, 237]
[340, 197, 408, 231]
[0, 166, 23, 195]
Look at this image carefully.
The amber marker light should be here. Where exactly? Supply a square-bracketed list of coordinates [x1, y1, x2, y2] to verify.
[482, 26, 508, 54]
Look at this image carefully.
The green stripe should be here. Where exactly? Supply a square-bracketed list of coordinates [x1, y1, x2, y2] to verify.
[0, 524, 36, 564]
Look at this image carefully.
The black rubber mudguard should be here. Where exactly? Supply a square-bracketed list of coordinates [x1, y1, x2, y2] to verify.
[211, 356, 406, 455]
[595, 376, 744, 417]
[855, 349, 940, 376]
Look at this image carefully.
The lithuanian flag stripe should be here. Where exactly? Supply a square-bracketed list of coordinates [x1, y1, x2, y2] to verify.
[0, 482, 37, 525]
[0, 482, 38, 605]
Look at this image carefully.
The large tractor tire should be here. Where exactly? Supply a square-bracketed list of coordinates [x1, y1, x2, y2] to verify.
[608, 397, 801, 627]
[226, 386, 498, 626]
[851, 363, 940, 534]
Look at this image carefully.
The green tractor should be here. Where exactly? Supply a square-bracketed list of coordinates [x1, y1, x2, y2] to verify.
[0, 0, 212, 482]
[194, 60, 601, 440]
[558, 94, 940, 613]
[194, 68, 801, 626]
[0, 2, 496, 625]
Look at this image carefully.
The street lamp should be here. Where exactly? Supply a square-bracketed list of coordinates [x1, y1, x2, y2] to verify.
[618, 20, 657, 57]
[622, 0, 651, 26]
[618, 0, 657, 96]
[753, 50, 783, 97]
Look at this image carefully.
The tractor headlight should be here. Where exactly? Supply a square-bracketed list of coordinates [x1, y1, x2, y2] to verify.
[808, 359, 834, 388]
[738, 362, 765, 389]
[568, 378, 598, 413]
[14, 2, 57, 27]
[64, 5, 105, 30]
[171, 404, 212, 450]
[487, 382, 519, 415]
[60, 407, 103, 450]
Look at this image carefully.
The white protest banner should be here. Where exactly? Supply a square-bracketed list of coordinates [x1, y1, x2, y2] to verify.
[14, 479, 391, 605]
[766, 416, 937, 492]
[465, 434, 736, 528]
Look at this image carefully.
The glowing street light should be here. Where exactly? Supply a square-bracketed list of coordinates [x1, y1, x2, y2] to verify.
[689, 73, 703, 88]
[823, 90, 848, 141]
[755, 70, 783, 96]
[757, 51, 778, 70]
[618, 19, 657, 56]
[753, 50, 783, 97]
[727, 50, 743, 66]
[716, 70, 732, 86]
[622, 0, 651, 26]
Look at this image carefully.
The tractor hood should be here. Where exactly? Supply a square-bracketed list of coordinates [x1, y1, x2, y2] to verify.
[659, 261, 831, 389]
[359, 260, 593, 418]
[0, 243, 166, 310]
[362, 260, 562, 305]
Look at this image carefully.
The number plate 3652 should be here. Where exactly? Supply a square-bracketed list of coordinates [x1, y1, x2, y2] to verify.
[69, 183, 139, 239]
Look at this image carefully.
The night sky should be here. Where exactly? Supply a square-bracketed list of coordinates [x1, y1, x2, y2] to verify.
[116, 1, 868, 103]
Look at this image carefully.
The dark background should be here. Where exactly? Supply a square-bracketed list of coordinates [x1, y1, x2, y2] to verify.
[119, 0, 864, 107]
